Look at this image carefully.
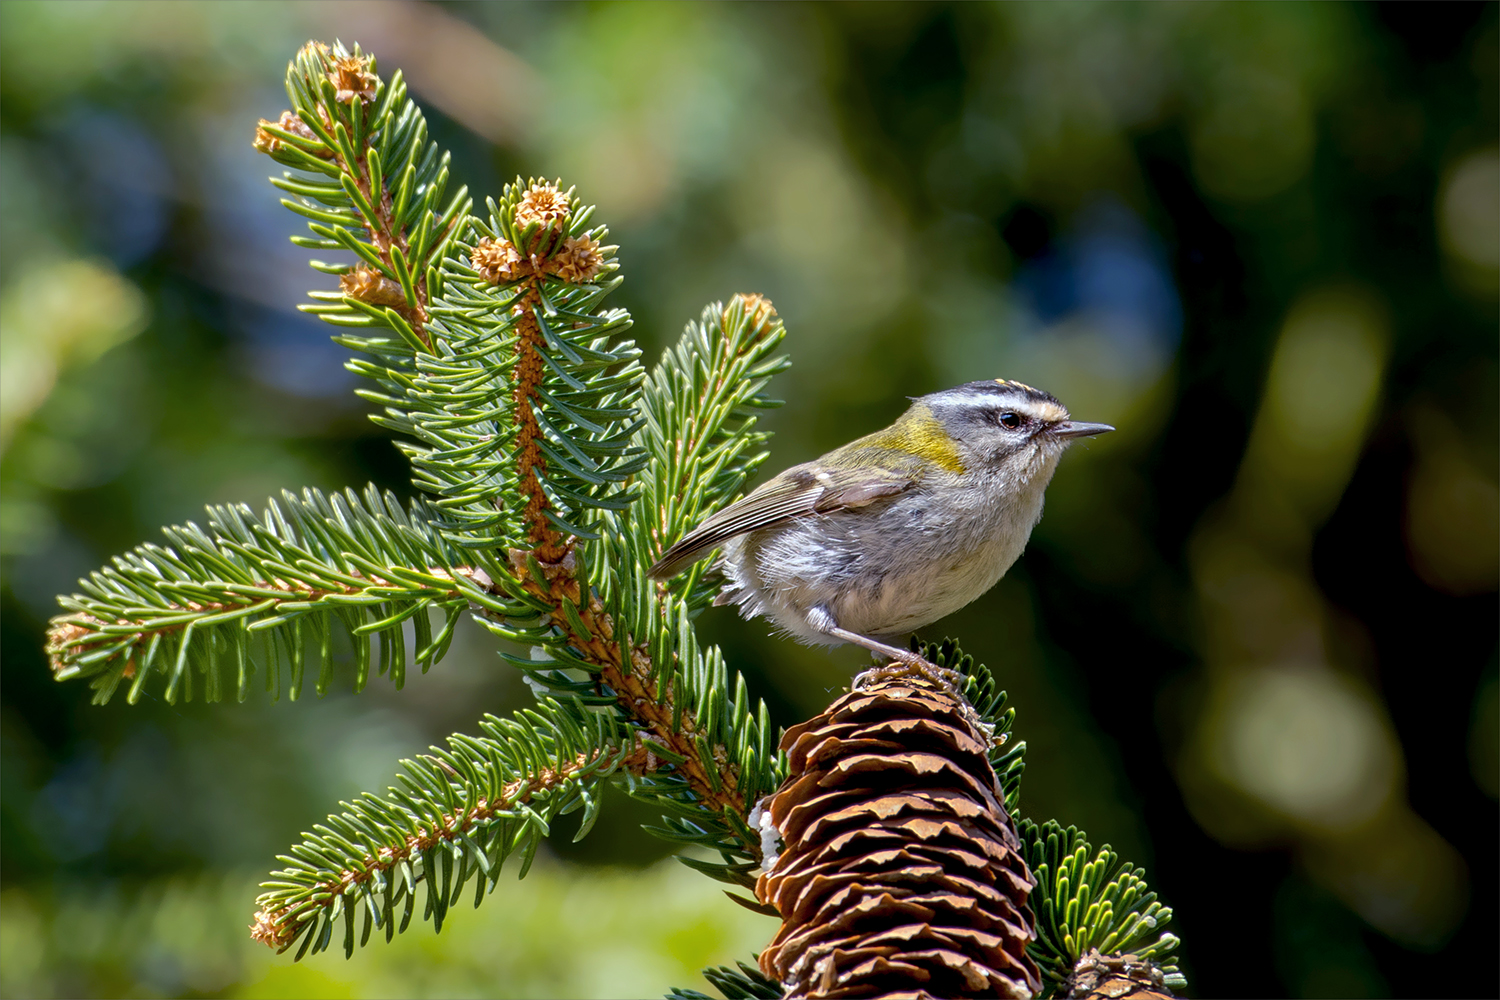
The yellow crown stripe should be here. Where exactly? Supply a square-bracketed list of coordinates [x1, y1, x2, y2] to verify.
[994, 378, 1041, 394]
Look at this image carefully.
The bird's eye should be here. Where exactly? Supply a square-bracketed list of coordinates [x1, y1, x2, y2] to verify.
[997, 411, 1023, 430]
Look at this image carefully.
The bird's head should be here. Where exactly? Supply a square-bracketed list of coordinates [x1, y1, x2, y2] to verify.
[917, 379, 1114, 482]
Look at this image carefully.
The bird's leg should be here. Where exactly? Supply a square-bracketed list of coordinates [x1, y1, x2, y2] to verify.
[806, 605, 927, 666]
[805, 606, 965, 698]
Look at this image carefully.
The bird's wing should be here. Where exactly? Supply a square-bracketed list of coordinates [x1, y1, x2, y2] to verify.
[647, 463, 913, 579]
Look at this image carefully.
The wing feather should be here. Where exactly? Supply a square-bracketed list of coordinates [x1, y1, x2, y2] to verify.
[647, 463, 912, 578]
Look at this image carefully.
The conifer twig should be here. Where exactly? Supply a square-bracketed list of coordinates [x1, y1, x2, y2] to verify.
[250, 739, 650, 951]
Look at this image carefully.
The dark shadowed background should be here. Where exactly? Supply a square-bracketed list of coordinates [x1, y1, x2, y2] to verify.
[1, 3, 1495, 997]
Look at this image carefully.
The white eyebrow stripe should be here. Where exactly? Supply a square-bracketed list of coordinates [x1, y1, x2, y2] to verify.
[955, 396, 1071, 422]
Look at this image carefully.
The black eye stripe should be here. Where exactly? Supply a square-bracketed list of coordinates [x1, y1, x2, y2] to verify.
[953, 399, 1035, 429]
[978, 410, 1026, 431]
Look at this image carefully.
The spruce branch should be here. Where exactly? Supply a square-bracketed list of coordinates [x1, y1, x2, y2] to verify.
[45, 486, 523, 705]
[264, 42, 795, 920]
[249, 700, 638, 958]
[55, 40, 789, 897]
[1021, 821, 1186, 997]
[509, 297, 794, 882]
[255, 41, 470, 359]
[423, 176, 641, 563]
[633, 294, 789, 612]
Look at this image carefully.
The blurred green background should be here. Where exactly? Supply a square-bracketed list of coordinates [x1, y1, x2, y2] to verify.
[1, 2, 1495, 997]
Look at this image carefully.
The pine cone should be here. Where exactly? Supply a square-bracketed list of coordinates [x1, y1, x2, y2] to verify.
[1064, 950, 1177, 999]
[756, 667, 1043, 999]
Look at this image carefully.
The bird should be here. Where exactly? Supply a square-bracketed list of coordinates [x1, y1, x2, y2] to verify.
[647, 379, 1113, 668]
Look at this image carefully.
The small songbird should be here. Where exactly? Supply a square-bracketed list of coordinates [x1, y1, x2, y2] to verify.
[648, 379, 1113, 666]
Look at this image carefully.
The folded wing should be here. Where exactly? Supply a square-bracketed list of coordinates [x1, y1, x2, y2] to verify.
[647, 464, 913, 578]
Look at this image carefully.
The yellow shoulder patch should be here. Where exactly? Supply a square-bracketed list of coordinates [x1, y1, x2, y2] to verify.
[887, 405, 966, 475]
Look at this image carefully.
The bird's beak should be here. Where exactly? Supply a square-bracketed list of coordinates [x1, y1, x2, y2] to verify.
[1050, 421, 1115, 439]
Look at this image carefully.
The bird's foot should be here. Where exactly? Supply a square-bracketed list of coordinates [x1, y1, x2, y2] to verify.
[852, 653, 966, 707]
[852, 652, 963, 693]
[806, 607, 984, 730]
[851, 651, 992, 739]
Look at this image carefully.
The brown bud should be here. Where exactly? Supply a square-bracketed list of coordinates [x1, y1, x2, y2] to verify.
[328, 52, 377, 104]
[44, 619, 94, 678]
[515, 181, 571, 229]
[253, 111, 333, 159]
[472, 238, 526, 284]
[756, 667, 1042, 999]
[249, 906, 295, 951]
[281, 110, 319, 142]
[552, 235, 604, 283]
[340, 266, 407, 308]
[252, 122, 279, 155]
[726, 293, 777, 336]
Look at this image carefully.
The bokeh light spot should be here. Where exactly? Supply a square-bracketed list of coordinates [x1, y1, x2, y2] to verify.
[1242, 286, 1389, 523]
[0, 258, 148, 452]
[1211, 665, 1398, 833]
[1438, 146, 1499, 275]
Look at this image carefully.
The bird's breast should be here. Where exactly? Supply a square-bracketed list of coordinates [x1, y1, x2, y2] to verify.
[820, 481, 1044, 636]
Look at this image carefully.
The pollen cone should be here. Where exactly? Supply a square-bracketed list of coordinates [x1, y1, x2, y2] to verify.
[755, 667, 1043, 999]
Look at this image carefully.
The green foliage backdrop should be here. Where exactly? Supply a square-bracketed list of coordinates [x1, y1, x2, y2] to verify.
[1, 3, 1495, 998]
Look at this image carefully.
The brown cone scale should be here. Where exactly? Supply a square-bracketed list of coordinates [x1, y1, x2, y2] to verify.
[756, 668, 1043, 999]
[1063, 950, 1178, 999]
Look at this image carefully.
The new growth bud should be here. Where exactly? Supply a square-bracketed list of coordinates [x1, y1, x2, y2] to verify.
[252, 111, 333, 159]
[329, 52, 378, 104]
[515, 181, 571, 229]
[472, 239, 525, 283]
[553, 235, 604, 284]
[726, 293, 778, 336]
[340, 266, 408, 308]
